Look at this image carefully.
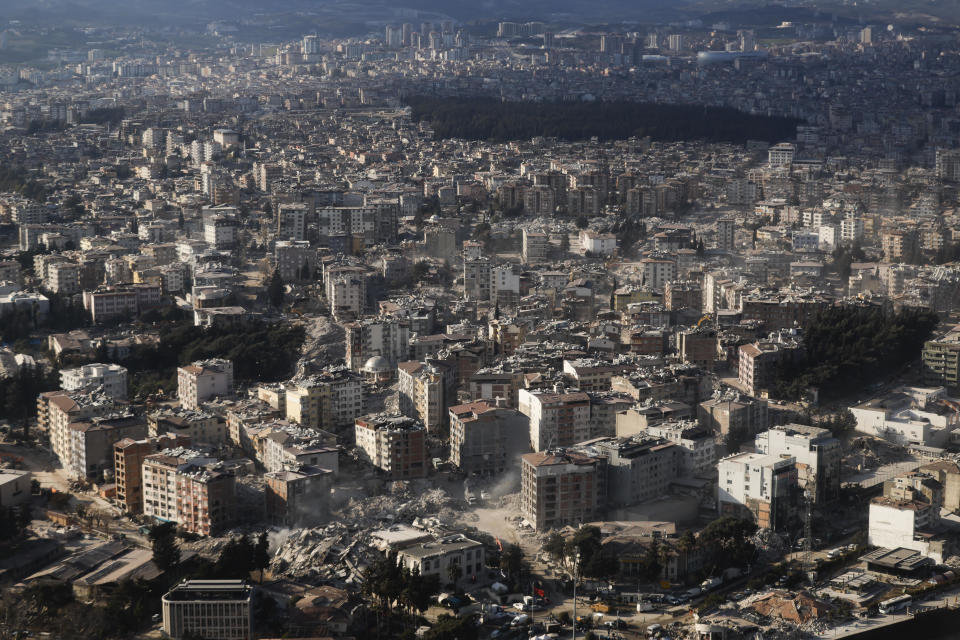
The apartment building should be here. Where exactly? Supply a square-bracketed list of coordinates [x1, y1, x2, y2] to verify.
[284, 368, 363, 430]
[922, 334, 960, 394]
[644, 421, 717, 477]
[354, 414, 427, 479]
[177, 359, 234, 410]
[38, 390, 117, 475]
[147, 408, 226, 445]
[754, 424, 841, 503]
[448, 401, 516, 476]
[142, 451, 235, 535]
[698, 392, 769, 437]
[114, 434, 192, 513]
[82, 285, 162, 323]
[521, 229, 549, 264]
[717, 452, 798, 531]
[344, 317, 411, 371]
[519, 388, 591, 451]
[581, 435, 683, 507]
[468, 370, 524, 407]
[520, 450, 606, 531]
[275, 240, 316, 282]
[463, 256, 491, 301]
[738, 342, 793, 397]
[66, 415, 148, 480]
[869, 472, 946, 563]
[397, 361, 447, 433]
[60, 363, 128, 400]
[265, 464, 333, 526]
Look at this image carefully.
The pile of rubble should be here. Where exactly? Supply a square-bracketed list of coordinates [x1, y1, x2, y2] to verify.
[270, 521, 378, 583]
[268, 485, 463, 584]
[336, 485, 459, 525]
[296, 315, 345, 373]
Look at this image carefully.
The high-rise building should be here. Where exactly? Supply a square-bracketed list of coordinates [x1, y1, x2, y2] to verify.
[521, 450, 606, 530]
[354, 414, 427, 479]
[717, 217, 735, 251]
[755, 424, 841, 503]
[718, 452, 798, 531]
[519, 388, 591, 451]
[302, 34, 320, 55]
[284, 368, 363, 430]
[114, 434, 192, 513]
[177, 359, 234, 410]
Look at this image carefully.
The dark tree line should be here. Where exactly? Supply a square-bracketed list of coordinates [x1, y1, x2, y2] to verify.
[405, 96, 801, 144]
[121, 320, 305, 398]
[775, 306, 939, 400]
[0, 164, 47, 201]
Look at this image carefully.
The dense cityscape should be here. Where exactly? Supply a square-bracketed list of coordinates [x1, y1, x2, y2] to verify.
[3, 2, 960, 639]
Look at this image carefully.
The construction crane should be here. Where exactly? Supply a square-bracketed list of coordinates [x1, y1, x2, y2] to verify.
[696, 314, 712, 328]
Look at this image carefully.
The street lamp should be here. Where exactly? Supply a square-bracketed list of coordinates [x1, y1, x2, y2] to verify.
[572, 550, 581, 640]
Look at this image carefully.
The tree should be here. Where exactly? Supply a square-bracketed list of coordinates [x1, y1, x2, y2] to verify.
[422, 614, 478, 640]
[500, 544, 523, 582]
[575, 215, 588, 229]
[267, 269, 284, 308]
[214, 535, 256, 579]
[149, 521, 181, 574]
[254, 531, 270, 583]
[447, 563, 463, 586]
[544, 532, 566, 561]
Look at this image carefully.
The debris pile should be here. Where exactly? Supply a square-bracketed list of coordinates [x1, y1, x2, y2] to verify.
[269, 522, 377, 583]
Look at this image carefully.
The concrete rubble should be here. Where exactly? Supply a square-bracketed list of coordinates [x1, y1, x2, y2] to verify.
[268, 484, 462, 584]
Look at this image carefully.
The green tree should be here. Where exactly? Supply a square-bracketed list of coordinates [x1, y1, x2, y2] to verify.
[500, 544, 523, 582]
[544, 532, 566, 561]
[214, 535, 256, 579]
[422, 614, 478, 640]
[575, 216, 588, 229]
[447, 563, 463, 586]
[267, 269, 284, 308]
[254, 531, 270, 583]
[149, 521, 181, 574]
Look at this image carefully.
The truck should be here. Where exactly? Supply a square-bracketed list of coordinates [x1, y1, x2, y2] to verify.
[636, 601, 655, 613]
[700, 577, 723, 592]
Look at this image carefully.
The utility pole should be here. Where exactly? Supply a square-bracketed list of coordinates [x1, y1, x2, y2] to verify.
[572, 550, 581, 640]
[804, 480, 816, 584]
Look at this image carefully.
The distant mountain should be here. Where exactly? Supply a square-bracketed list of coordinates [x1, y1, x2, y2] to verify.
[0, 0, 693, 28]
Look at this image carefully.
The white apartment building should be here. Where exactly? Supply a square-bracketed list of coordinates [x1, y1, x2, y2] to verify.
[768, 142, 796, 167]
[754, 424, 841, 503]
[60, 362, 129, 400]
[46, 262, 80, 294]
[717, 452, 797, 531]
[640, 258, 676, 290]
[645, 422, 717, 477]
[326, 271, 366, 320]
[840, 218, 865, 243]
[277, 203, 308, 241]
[519, 388, 591, 451]
[580, 230, 617, 255]
[177, 359, 234, 410]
